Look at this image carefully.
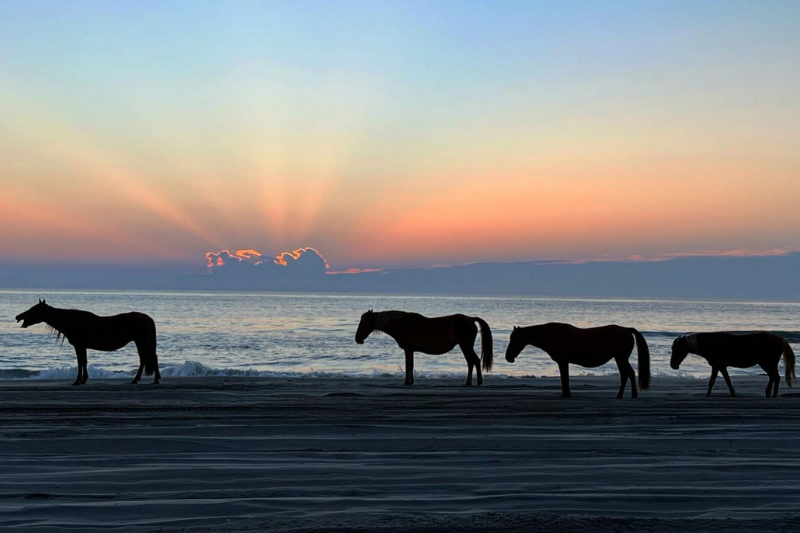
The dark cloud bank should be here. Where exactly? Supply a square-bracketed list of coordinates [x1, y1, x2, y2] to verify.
[1, 249, 799, 300]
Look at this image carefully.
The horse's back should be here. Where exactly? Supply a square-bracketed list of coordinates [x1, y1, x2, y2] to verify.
[537, 323, 634, 361]
[701, 331, 784, 352]
[82, 312, 155, 351]
[698, 332, 784, 367]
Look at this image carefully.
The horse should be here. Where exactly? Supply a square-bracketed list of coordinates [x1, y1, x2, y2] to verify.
[505, 323, 651, 398]
[15, 299, 161, 386]
[671, 332, 795, 397]
[355, 310, 493, 386]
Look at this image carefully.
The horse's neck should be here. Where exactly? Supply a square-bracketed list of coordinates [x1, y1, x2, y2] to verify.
[685, 334, 699, 354]
[373, 312, 403, 339]
[44, 307, 73, 337]
[523, 326, 554, 352]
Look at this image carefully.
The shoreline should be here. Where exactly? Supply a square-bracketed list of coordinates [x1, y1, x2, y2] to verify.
[2, 376, 799, 531]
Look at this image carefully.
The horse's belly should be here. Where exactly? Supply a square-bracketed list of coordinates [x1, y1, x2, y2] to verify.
[727, 357, 761, 369]
[419, 345, 456, 356]
[86, 339, 132, 351]
[568, 354, 608, 368]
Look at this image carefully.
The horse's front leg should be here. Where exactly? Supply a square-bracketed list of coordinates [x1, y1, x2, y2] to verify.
[72, 347, 85, 386]
[557, 361, 571, 398]
[706, 368, 719, 397]
[720, 367, 736, 397]
[404, 350, 415, 386]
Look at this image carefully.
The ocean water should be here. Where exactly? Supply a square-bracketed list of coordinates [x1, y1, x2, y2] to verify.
[1, 290, 798, 381]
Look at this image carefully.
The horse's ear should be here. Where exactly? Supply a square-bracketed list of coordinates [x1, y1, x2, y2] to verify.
[42, 299, 46, 304]
[513, 326, 518, 330]
[38, 298, 42, 303]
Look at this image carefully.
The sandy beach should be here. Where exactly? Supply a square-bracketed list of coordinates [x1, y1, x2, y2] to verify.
[1, 375, 799, 532]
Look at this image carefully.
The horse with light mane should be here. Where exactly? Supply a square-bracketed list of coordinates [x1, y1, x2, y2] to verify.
[505, 323, 651, 398]
[671, 332, 795, 397]
[355, 310, 493, 386]
[15, 299, 161, 385]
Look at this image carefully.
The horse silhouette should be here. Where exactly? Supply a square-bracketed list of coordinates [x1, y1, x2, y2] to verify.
[15, 299, 161, 385]
[355, 310, 493, 386]
[505, 323, 650, 398]
[671, 332, 795, 397]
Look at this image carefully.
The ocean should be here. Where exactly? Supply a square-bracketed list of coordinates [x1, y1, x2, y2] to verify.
[1, 290, 798, 381]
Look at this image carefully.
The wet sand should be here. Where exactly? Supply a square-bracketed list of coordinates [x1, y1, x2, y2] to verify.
[1, 376, 799, 532]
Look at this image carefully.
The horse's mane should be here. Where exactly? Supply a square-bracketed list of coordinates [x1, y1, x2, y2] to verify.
[42, 304, 74, 347]
[45, 324, 67, 347]
[372, 310, 408, 333]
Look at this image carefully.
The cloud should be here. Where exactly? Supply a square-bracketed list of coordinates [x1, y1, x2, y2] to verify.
[205, 249, 263, 269]
[327, 267, 384, 275]
[204, 246, 329, 286]
[273, 247, 330, 269]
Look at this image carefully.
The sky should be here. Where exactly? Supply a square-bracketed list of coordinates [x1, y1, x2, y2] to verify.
[1, 0, 799, 272]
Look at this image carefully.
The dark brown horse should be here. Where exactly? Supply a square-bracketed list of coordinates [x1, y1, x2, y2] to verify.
[15, 299, 161, 385]
[355, 310, 493, 386]
[505, 323, 650, 398]
[671, 332, 795, 397]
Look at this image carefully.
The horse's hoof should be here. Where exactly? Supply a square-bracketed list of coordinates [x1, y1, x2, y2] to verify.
[130, 380, 139, 385]
[561, 394, 572, 399]
[72, 381, 81, 386]
[153, 380, 160, 385]
[403, 381, 412, 386]
[464, 382, 472, 387]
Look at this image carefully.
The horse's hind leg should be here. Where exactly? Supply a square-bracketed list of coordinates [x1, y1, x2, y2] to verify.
[153, 353, 161, 385]
[720, 367, 736, 397]
[460, 344, 482, 386]
[461, 349, 474, 386]
[131, 360, 144, 384]
[617, 358, 637, 399]
[764, 363, 780, 397]
[615, 361, 627, 399]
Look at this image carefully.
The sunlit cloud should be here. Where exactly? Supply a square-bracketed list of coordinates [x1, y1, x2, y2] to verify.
[327, 267, 384, 275]
[274, 247, 330, 269]
[625, 248, 794, 262]
[205, 249, 264, 269]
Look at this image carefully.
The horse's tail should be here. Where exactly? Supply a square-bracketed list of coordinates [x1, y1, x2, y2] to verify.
[630, 328, 651, 390]
[144, 317, 158, 377]
[474, 317, 494, 372]
[783, 340, 795, 388]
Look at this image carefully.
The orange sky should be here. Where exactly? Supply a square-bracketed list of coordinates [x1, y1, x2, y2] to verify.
[0, 2, 798, 269]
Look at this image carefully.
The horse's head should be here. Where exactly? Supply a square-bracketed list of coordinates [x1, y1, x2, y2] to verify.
[670, 336, 689, 369]
[15, 299, 49, 329]
[355, 309, 374, 344]
[505, 326, 525, 363]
